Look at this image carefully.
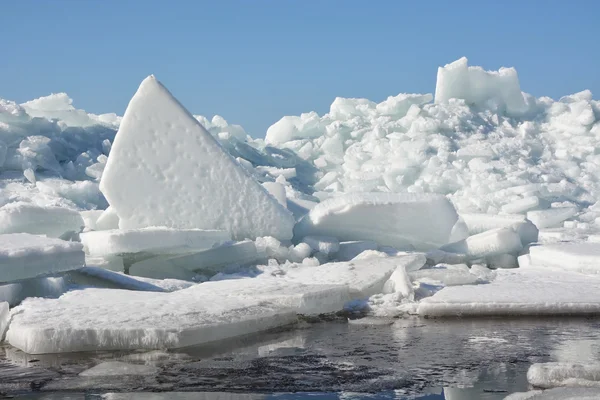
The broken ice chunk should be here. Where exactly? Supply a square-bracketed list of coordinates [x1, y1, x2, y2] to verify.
[95, 206, 120, 230]
[294, 192, 461, 251]
[0, 233, 84, 283]
[0, 302, 8, 339]
[441, 227, 523, 259]
[79, 227, 230, 257]
[99, 75, 294, 240]
[527, 362, 600, 389]
[527, 207, 578, 229]
[0, 202, 84, 237]
[460, 213, 526, 235]
[262, 181, 287, 208]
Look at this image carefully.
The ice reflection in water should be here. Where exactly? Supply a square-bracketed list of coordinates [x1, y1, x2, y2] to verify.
[3, 317, 600, 398]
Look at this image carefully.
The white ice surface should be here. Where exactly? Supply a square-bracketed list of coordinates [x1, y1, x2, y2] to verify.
[301, 236, 340, 255]
[527, 207, 578, 229]
[80, 361, 158, 377]
[94, 206, 120, 231]
[282, 254, 425, 299]
[460, 213, 526, 235]
[99, 75, 294, 240]
[262, 181, 287, 208]
[419, 267, 600, 317]
[80, 227, 230, 257]
[294, 192, 462, 251]
[528, 243, 600, 274]
[528, 362, 600, 389]
[85, 255, 124, 272]
[7, 285, 297, 354]
[334, 241, 379, 261]
[0, 202, 83, 237]
[0, 233, 84, 282]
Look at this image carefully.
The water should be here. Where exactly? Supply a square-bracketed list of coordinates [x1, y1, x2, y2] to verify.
[3, 316, 600, 398]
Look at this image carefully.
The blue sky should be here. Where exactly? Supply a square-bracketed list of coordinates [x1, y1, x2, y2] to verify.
[1, 1, 598, 137]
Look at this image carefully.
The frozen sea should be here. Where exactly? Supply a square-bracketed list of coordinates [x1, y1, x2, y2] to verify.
[3, 316, 600, 399]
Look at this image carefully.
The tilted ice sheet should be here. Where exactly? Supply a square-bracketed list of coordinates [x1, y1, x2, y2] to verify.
[99, 75, 294, 240]
[6, 285, 297, 354]
[294, 192, 462, 251]
[0, 233, 84, 282]
[418, 267, 600, 317]
[528, 243, 600, 274]
[197, 278, 351, 315]
[79, 227, 230, 257]
[282, 254, 425, 299]
[528, 362, 600, 389]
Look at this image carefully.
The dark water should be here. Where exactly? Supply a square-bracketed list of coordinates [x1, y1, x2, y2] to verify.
[3, 316, 600, 399]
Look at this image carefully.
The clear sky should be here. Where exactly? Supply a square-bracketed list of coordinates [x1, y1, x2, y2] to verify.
[1, 1, 598, 137]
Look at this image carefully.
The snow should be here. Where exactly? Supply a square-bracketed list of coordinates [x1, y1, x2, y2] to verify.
[6, 286, 297, 354]
[301, 236, 340, 255]
[79, 227, 230, 257]
[528, 363, 600, 389]
[528, 207, 579, 229]
[0, 233, 84, 282]
[294, 192, 462, 251]
[528, 243, 600, 274]
[504, 388, 600, 400]
[79, 361, 159, 376]
[418, 267, 600, 317]
[0, 202, 84, 237]
[99, 75, 295, 241]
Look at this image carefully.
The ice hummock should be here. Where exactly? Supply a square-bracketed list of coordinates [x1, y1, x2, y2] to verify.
[294, 192, 463, 251]
[0, 233, 84, 283]
[99, 75, 295, 241]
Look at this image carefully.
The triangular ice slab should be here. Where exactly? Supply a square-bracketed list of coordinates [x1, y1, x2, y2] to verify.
[99, 76, 294, 240]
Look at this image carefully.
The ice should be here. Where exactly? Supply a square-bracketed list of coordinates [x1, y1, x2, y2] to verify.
[418, 267, 600, 317]
[382, 264, 415, 300]
[79, 361, 159, 376]
[527, 363, 600, 389]
[283, 254, 424, 299]
[105, 394, 266, 400]
[0, 233, 84, 282]
[501, 196, 546, 214]
[79, 227, 230, 257]
[334, 241, 379, 261]
[99, 75, 294, 241]
[261, 181, 287, 207]
[301, 236, 340, 255]
[409, 264, 482, 287]
[196, 278, 350, 315]
[504, 388, 600, 400]
[528, 243, 600, 274]
[0, 201, 83, 237]
[94, 207, 120, 230]
[6, 286, 297, 354]
[460, 213, 527, 235]
[129, 258, 203, 281]
[434, 57, 527, 115]
[132, 241, 260, 276]
[294, 193, 462, 251]
[0, 277, 67, 306]
[0, 301, 9, 339]
[85, 255, 124, 272]
[80, 210, 104, 231]
[441, 227, 523, 259]
[71, 266, 166, 292]
[527, 207, 578, 229]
